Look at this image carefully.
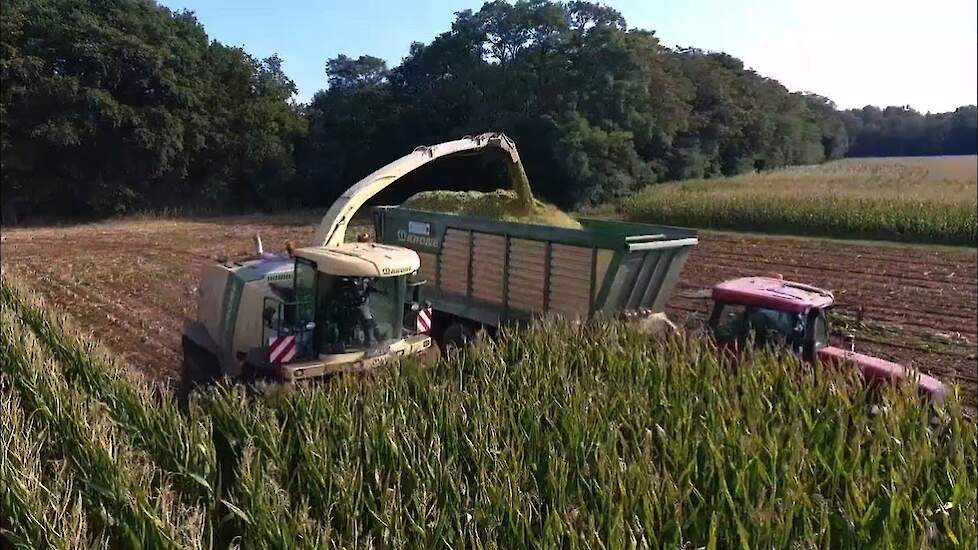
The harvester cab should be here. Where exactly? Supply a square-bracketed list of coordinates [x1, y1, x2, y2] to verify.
[708, 276, 945, 402]
[284, 243, 422, 358]
[182, 241, 432, 389]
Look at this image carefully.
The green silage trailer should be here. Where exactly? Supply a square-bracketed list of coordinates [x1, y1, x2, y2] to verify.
[372, 206, 698, 344]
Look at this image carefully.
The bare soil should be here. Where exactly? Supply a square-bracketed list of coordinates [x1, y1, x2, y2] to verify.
[2, 216, 975, 402]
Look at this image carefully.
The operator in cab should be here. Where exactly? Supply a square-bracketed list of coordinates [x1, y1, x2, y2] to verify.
[337, 276, 386, 351]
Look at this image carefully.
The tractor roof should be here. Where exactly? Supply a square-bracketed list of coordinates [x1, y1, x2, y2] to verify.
[712, 276, 834, 314]
[294, 242, 420, 278]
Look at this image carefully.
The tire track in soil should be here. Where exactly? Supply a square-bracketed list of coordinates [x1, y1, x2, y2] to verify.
[697, 252, 977, 291]
[5, 251, 185, 381]
[1, 226, 313, 381]
[10, 247, 197, 323]
[690, 253, 977, 298]
[689, 250, 977, 296]
[700, 234, 977, 278]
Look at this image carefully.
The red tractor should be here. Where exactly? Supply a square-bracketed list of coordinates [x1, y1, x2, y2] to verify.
[708, 276, 945, 403]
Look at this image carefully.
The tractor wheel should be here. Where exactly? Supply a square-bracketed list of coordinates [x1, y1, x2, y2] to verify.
[176, 339, 219, 411]
[441, 321, 476, 356]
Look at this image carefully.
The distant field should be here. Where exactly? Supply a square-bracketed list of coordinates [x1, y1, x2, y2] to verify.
[619, 155, 977, 246]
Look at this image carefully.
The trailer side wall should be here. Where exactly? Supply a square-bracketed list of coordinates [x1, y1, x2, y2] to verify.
[373, 207, 697, 327]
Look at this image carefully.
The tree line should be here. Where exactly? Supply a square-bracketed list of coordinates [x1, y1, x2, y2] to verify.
[841, 105, 977, 158]
[2, 0, 975, 222]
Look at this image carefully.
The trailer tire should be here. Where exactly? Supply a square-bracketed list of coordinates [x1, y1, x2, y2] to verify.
[441, 322, 476, 356]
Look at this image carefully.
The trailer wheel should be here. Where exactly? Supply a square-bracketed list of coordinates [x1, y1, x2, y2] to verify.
[441, 322, 476, 355]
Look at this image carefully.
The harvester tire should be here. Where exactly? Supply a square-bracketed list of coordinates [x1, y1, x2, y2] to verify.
[177, 338, 219, 410]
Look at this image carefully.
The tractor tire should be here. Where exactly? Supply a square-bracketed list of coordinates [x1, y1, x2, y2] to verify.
[441, 321, 476, 356]
[176, 339, 220, 411]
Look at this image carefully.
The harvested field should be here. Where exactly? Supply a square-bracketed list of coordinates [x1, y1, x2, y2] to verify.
[1, 215, 975, 402]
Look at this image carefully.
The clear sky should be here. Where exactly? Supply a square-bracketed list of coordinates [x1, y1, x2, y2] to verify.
[160, 0, 978, 113]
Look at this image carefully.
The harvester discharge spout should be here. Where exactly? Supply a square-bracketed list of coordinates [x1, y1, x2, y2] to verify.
[313, 132, 533, 248]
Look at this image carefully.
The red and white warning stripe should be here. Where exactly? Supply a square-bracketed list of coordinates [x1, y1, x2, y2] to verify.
[416, 307, 432, 333]
[268, 335, 297, 364]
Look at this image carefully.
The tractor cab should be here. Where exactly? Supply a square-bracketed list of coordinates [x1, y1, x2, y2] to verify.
[708, 276, 834, 361]
[707, 275, 945, 403]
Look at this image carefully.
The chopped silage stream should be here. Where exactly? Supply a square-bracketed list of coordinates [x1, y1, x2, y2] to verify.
[403, 189, 582, 229]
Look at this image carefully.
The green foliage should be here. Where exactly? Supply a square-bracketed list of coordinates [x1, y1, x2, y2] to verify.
[1, 387, 109, 549]
[0, 306, 207, 549]
[0, 280, 217, 501]
[0, 0, 305, 221]
[301, 1, 851, 210]
[1, 276, 975, 547]
[844, 105, 978, 157]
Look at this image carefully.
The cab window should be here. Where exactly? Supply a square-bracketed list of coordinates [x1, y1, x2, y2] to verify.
[712, 302, 805, 349]
[747, 308, 799, 340]
[294, 258, 317, 325]
[810, 310, 829, 350]
[369, 276, 406, 343]
[713, 303, 748, 342]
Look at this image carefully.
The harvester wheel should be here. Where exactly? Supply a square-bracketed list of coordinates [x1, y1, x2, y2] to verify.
[177, 338, 219, 410]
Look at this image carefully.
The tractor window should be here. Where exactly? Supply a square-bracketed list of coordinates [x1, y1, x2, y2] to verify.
[811, 311, 829, 350]
[713, 302, 805, 349]
[713, 303, 748, 342]
[322, 275, 406, 352]
[747, 308, 798, 340]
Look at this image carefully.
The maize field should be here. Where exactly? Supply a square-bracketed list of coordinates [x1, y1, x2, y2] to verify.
[620, 156, 978, 246]
[1, 275, 975, 548]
